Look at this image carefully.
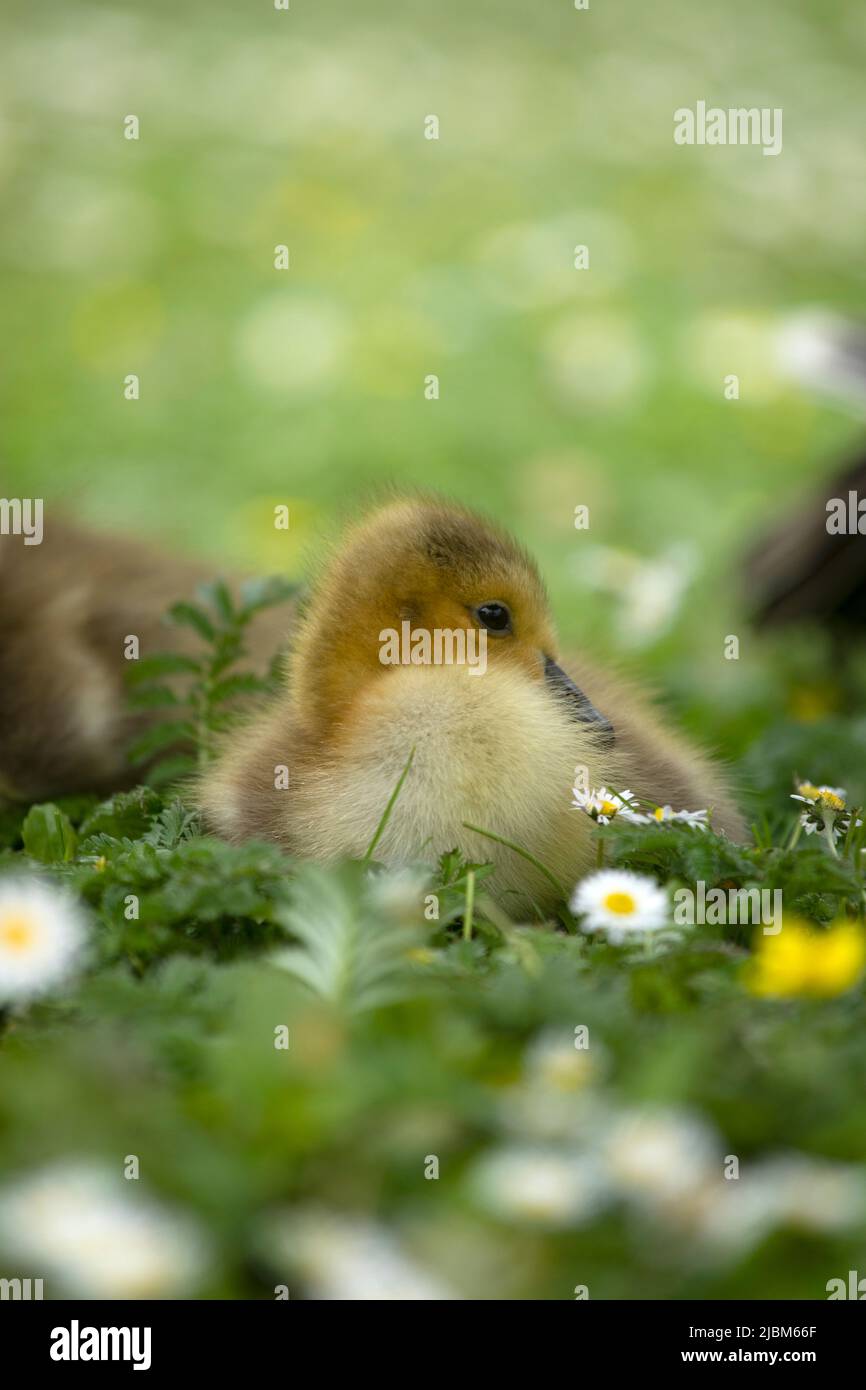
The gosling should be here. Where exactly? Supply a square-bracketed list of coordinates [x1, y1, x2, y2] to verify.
[198, 498, 746, 911]
[0, 518, 290, 801]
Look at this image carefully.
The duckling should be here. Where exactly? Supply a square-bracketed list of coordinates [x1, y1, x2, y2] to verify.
[0, 519, 291, 801]
[198, 497, 746, 912]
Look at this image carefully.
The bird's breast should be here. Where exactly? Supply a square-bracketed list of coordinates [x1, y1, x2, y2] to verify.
[292, 664, 625, 909]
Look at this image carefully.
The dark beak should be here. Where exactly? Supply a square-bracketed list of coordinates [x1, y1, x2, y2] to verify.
[544, 657, 615, 747]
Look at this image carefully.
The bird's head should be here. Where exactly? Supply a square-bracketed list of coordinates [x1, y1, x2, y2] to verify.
[289, 497, 613, 747]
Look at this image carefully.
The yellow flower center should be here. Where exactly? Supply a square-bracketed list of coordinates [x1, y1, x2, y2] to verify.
[0, 914, 37, 952]
[796, 782, 820, 799]
[603, 892, 636, 916]
[652, 807, 664, 821]
[599, 801, 618, 817]
[817, 791, 845, 811]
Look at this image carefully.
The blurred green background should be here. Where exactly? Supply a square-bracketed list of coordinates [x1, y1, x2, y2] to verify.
[2, 0, 865, 732]
[3, 0, 866, 1306]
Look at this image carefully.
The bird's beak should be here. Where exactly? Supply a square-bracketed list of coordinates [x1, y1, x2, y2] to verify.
[543, 657, 615, 747]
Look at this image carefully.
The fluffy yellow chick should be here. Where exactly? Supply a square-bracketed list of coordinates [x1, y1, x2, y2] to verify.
[198, 497, 746, 911]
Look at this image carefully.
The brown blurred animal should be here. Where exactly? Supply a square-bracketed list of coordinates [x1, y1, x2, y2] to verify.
[747, 450, 866, 632]
[0, 519, 291, 801]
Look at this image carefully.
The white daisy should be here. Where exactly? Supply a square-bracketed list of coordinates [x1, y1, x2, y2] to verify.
[570, 869, 668, 942]
[602, 1108, 719, 1207]
[0, 1162, 207, 1299]
[697, 1154, 866, 1259]
[497, 1033, 610, 1144]
[365, 866, 430, 925]
[791, 781, 846, 806]
[629, 804, 710, 830]
[467, 1147, 609, 1227]
[0, 877, 88, 1004]
[791, 781, 861, 838]
[671, 807, 710, 830]
[265, 1209, 455, 1300]
[749, 1154, 866, 1234]
[571, 784, 641, 824]
[523, 1030, 600, 1093]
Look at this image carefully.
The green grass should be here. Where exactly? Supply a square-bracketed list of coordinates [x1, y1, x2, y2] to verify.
[1, 601, 866, 1299]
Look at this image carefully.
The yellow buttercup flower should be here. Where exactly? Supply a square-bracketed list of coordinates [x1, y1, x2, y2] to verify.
[744, 918, 866, 1000]
[809, 924, 866, 994]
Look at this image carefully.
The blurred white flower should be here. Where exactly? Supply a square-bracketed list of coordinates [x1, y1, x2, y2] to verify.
[693, 1179, 778, 1258]
[603, 1108, 719, 1208]
[268, 1210, 455, 1300]
[498, 1088, 608, 1146]
[776, 310, 866, 409]
[695, 1154, 866, 1260]
[365, 866, 430, 926]
[496, 1032, 609, 1143]
[236, 294, 350, 394]
[0, 1162, 207, 1298]
[571, 870, 669, 942]
[0, 877, 87, 1004]
[523, 1030, 602, 1093]
[748, 1154, 866, 1235]
[468, 1147, 609, 1228]
[569, 542, 697, 647]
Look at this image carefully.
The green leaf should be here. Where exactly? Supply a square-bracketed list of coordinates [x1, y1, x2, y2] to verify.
[272, 863, 426, 1012]
[127, 720, 197, 765]
[79, 787, 164, 841]
[363, 747, 415, 863]
[145, 753, 199, 787]
[142, 800, 201, 849]
[209, 672, 271, 703]
[238, 574, 298, 615]
[128, 686, 182, 710]
[127, 653, 202, 681]
[166, 601, 216, 642]
[197, 578, 235, 624]
[21, 803, 78, 863]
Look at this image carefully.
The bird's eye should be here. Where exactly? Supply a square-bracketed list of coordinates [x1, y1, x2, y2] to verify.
[475, 601, 512, 634]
